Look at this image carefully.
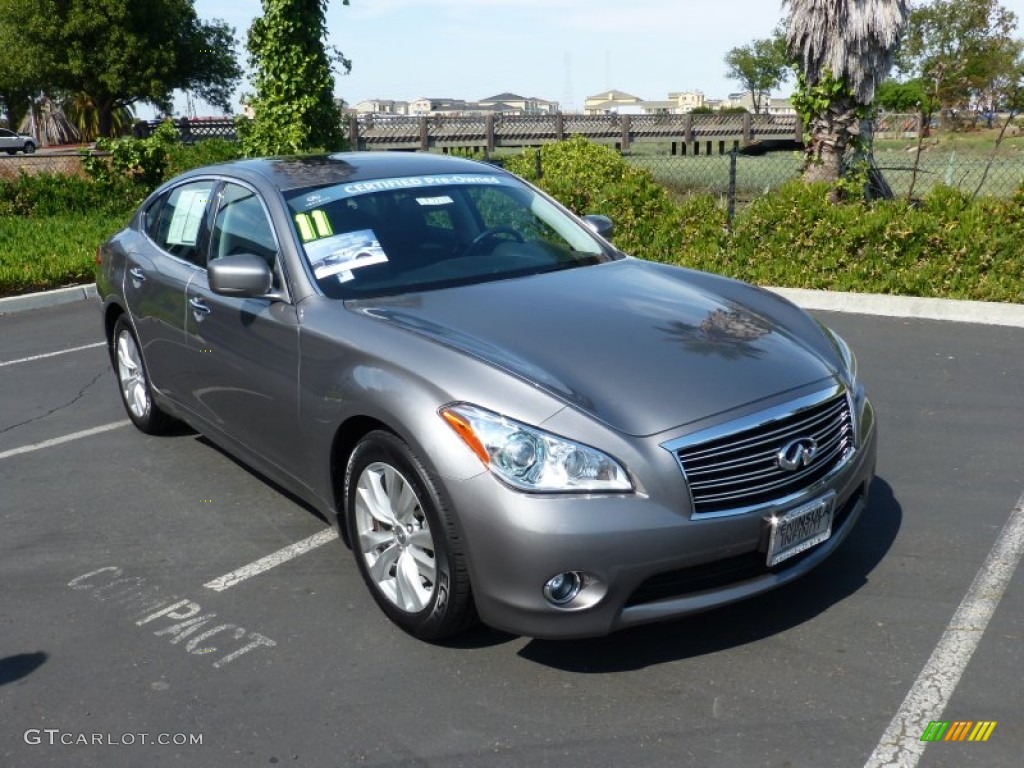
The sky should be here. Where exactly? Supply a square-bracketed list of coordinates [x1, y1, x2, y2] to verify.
[177, 0, 1024, 117]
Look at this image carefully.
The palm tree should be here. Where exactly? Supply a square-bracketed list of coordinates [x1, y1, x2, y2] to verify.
[65, 93, 135, 142]
[786, 0, 909, 196]
[17, 96, 79, 147]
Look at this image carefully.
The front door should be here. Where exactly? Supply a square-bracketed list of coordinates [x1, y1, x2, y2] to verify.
[182, 182, 303, 481]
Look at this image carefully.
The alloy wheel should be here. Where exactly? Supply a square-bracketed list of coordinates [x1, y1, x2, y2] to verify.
[354, 461, 437, 613]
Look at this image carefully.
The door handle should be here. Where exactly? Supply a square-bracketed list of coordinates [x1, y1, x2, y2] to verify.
[189, 296, 211, 316]
[128, 266, 146, 283]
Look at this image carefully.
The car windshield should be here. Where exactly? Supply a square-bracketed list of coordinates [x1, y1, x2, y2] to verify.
[284, 172, 614, 298]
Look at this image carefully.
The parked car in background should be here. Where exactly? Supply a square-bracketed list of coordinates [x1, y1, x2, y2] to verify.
[0, 128, 36, 154]
[95, 152, 877, 641]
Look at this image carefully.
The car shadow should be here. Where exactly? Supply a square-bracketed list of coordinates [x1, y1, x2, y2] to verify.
[192, 434, 332, 528]
[0, 652, 48, 686]
[515, 477, 902, 670]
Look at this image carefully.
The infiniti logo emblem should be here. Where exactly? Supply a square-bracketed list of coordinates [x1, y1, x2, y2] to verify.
[777, 437, 818, 472]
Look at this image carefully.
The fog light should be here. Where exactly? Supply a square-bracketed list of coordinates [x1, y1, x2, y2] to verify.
[543, 571, 582, 605]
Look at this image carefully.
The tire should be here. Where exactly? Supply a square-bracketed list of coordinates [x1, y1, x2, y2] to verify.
[110, 315, 176, 434]
[22, 142, 35, 154]
[4, 149, 14, 155]
[344, 430, 476, 640]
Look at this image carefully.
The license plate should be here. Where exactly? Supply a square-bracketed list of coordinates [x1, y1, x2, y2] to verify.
[766, 494, 835, 567]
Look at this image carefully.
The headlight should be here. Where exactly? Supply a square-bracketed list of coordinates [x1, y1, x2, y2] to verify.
[439, 404, 633, 493]
[824, 327, 858, 385]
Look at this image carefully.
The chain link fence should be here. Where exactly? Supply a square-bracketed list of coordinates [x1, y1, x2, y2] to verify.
[0, 152, 92, 180]
[622, 120, 1024, 219]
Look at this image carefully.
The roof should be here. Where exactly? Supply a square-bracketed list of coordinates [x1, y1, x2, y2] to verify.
[186, 152, 505, 192]
[480, 92, 527, 102]
[585, 89, 642, 102]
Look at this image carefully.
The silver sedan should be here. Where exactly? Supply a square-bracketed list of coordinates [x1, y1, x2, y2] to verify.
[96, 152, 877, 640]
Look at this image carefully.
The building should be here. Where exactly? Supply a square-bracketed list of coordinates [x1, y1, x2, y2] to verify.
[478, 93, 559, 115]
[585, 89, 711, 116]
[583, 89, 643, 114]
[667, 91, 706, 113]
[403, 94, 559, 117]
[408, 98, 471, 116]
[766, 98, 796, 116]
[354, 99, 409, 116]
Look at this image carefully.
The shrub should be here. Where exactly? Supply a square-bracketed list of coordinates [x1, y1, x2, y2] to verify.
[165, 138, 244, 179]
[505, 139, 1024, 303]
[723, 180, 1023, 301]
[0, 171, 138, 217]
[82, 120, 181, 189]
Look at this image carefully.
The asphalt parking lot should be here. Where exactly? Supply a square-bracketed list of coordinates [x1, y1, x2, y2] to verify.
[1, 298, 1021, 768]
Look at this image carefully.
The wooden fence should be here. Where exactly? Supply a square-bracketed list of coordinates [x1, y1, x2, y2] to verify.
[348, 112, 803, 155]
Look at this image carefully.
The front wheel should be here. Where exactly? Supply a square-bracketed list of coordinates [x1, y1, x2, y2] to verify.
[22, 142, 35, 154]
[344, 431, 475, 640]
[110, 315, 176, 434]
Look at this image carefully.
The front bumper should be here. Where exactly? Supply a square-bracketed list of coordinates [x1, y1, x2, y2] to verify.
[447, 407, 877, 639]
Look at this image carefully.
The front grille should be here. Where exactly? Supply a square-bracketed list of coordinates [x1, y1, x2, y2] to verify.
[675, 392, 854, 515]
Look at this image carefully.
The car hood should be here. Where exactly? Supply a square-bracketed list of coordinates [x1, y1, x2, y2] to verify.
[351, 259, 841, 436]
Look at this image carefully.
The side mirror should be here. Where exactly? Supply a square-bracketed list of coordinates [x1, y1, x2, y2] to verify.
[208, 254, 274, 298]
[583, 214, 615, 240]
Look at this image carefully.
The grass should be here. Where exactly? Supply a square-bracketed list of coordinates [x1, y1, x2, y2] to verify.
[626, 145, 1024, 201]
[0, 213, 128, 296]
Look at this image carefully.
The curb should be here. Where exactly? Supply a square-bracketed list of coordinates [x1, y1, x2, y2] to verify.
[1, 282, 1022, 329]
[767, 287, 1024, 329]
[0, 284, 98, 315]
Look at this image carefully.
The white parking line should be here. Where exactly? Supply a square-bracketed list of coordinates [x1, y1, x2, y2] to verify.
[203, 528, 340, 592]
[0, 341, 106, 368]
[0, 420, 130, 460]
[864, 488, 1024, 767]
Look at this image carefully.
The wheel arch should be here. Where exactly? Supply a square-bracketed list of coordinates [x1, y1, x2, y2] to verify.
[329, 415, 397, 546]
[103, 300, 126, 350]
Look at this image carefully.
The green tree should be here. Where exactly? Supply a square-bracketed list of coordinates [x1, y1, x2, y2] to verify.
[0, 1, 44, 130]
[875, 78, 931, 112]
[0, 0, 241, 137]
[786, 0, 909, 195]
[898, 0, 1022, 124]
[241, 0, 351, 155]
[724, 30, 790, 114]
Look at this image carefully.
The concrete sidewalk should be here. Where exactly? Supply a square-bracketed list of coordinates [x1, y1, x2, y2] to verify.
[2, 281, 1023, 328]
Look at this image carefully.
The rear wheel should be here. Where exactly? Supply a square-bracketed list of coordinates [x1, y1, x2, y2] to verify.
[111, 316, 176, 434]
[344, 431, 475, 640]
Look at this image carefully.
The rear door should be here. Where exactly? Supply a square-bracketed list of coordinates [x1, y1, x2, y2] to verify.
[125, 179, 215, 400]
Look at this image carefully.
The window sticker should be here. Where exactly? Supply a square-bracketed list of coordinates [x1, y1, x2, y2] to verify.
[416, 195, 454, 206]
[167, 188, 211, 246]
[306, 229, 388, 280]
[295, 209, 335, 242]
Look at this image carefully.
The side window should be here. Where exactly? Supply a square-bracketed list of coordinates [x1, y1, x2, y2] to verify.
[151, 181, 216, 266]
[143, 197, 164, 241]
[210, 183, 278, 267]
